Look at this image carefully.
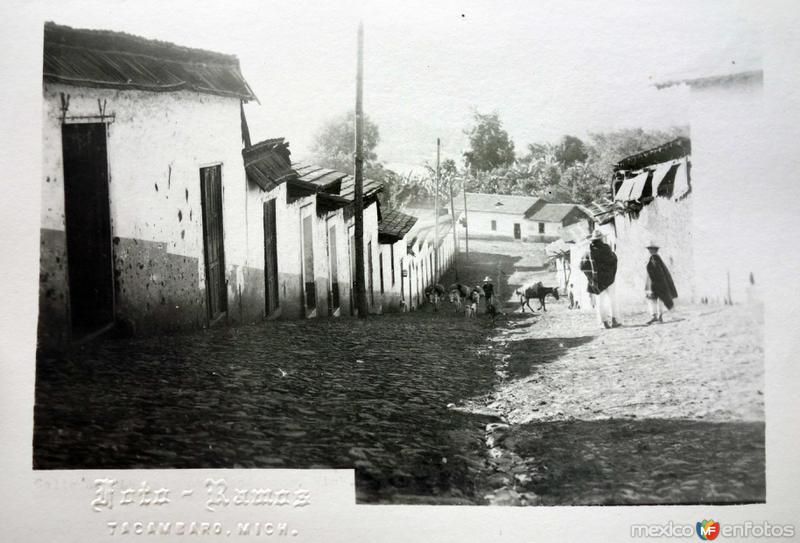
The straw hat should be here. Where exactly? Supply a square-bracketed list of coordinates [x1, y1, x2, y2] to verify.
[646, 240, 660, 249]
[590, 229, 604, 241]
[483, 276, 492, 282]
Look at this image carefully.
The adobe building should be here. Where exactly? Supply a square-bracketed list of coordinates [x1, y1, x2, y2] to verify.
[39, 22, 257, 350]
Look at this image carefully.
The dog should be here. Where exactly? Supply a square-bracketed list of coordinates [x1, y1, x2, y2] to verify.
[516, 282, 560, 312]
[465, 288, 481, 318]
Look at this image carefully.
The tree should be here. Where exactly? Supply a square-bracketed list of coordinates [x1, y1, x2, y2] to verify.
[555, 135, 588, 169]
[463, 111, 516, 173]
[311, 110, 380, 174]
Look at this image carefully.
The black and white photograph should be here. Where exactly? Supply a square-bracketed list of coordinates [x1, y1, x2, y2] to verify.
[3, 0, 800, 540]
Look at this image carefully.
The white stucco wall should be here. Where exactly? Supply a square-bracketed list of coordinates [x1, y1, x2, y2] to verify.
[40, 83, 249, 343]
[688, 78, 765, 303]
[463, 211, 526, 239]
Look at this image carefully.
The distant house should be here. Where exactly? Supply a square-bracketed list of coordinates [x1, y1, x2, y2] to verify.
[459, 193, 544, 241]
[39, 22, 257, 350]
[525, 203, 593, 243]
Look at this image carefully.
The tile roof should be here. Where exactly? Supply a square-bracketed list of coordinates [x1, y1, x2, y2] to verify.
[43, 22, 256, 101]
[242, 138, 295, 191]
[461, 192, 542, 215]
[614, 137, 691, 171]
[293, 163, 348, 192]
[527, 203, 586, 223]
[378, 209, 418, 243]
[291, 162, 383, 202]
[339, 174, 383, 201]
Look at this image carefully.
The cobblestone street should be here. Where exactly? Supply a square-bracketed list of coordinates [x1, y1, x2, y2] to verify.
[34, 242, 765, 506]
[35, 308, 502, 504]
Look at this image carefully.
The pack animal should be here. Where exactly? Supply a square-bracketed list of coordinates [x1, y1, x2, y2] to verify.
[516, 282, 560, 312]
[425, 284, 446, 311]
[448, 283, 470, 313]
[465, 288, 481, 318]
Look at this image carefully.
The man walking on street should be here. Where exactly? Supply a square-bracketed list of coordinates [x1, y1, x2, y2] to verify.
[580, 229, 621, 329]
[645, 241, 678, 324]
[482, 276, 495, 315]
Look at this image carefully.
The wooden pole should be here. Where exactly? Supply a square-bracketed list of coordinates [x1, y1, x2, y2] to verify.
[434, 138, 440, 282]
[448, 164, 458, 280]
[354, 22, 368, 319]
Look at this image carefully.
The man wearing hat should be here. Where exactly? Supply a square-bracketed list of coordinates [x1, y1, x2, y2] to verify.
[580, 229, 620, 329]
[482, 276, 496, 314]
[645, 241, 678, 324]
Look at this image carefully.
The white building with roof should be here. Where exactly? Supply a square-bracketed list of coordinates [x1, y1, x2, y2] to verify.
[459, 193, 544, 241]
[39, 22, 258, 350]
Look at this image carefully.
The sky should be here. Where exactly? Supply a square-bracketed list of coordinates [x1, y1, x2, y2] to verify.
[30, 0, 761, 173]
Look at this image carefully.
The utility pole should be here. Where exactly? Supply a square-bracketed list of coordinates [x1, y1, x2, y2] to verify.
[354, 22, 368, 319]
[462, 174, 470, 262]
[448, 162, 458, 280]
[434, 138, 440, 282]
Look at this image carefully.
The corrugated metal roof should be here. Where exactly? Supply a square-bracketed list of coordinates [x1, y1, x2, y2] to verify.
[43, 22, 256, 101]
[242, 138, 295, 191]
[461, 192, 542, 215]
[378, 209, 418, 243]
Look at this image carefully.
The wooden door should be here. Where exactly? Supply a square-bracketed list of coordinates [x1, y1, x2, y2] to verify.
[62, 122, 114, 336]
[348, 227, 355, 315]
[326, 221, 340, 315]
[263, 199, 279, 315]
[200, 165, 227, 322]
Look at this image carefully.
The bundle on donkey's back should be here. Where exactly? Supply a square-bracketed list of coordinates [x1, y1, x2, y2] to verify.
[448, 283, 482, 317]
[424, 283, 446, 311]
[516, 281, 559, 312]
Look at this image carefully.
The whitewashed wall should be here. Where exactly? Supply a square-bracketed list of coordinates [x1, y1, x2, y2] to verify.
[40, 84, 248, 346]
[462, 211, 526, 239]
[688, 78, 765, 303]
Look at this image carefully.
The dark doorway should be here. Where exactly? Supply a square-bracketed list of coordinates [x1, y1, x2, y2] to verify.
[367, 240, 374, 308]
[62, 123, 114, 337]
[263, 199, 279, 316]
[514, 223, 521, 239]
[300, 205, 316, 316]
[326, 221, 340, 315]
[349, 228, 355, 315]
[200, 165, 227, 323]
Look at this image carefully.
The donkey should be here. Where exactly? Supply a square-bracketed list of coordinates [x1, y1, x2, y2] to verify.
[424, 283, 446, 311]
[448, 283, 470, 313]
[517, 282, 560, 312]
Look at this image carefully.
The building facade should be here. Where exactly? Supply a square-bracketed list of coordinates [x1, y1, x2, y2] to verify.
[39, 23, 258, 350]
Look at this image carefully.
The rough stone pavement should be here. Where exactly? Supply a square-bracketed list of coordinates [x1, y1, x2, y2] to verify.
[34, 303, 504, 504]
[33, 240, 765, 506]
